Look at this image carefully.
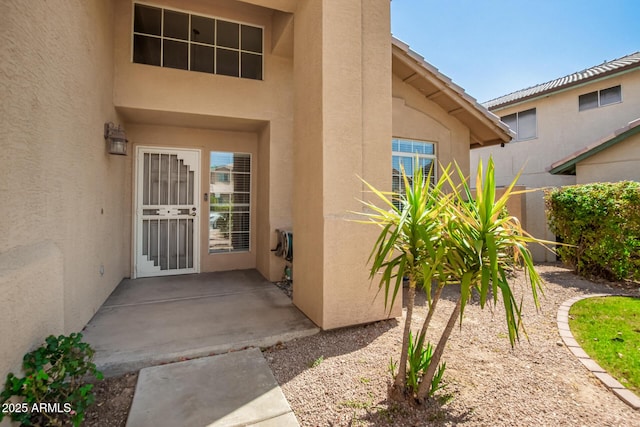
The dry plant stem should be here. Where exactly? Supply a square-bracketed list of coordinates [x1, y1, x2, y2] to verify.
[395, 276, 416, 389]
[418, 294, 462, 400]
[418, 284, 444, 341]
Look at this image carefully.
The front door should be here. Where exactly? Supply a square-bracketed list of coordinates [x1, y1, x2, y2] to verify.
[135, 147, 200, 278]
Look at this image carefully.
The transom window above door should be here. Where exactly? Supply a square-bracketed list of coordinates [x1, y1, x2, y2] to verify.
[133, 3, 263, 80]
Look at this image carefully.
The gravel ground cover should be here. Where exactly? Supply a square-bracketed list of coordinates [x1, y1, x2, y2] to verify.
[84, 372, 137, 427]
[83, 263, 638, 426]
[264, 263, 639, 426]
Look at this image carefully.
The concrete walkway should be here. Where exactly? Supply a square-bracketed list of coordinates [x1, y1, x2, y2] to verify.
[82, 270, 319, 377]
[126, 348, 298, 427]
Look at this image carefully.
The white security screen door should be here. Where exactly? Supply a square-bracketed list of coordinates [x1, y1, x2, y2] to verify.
[135, 147, 200, 278]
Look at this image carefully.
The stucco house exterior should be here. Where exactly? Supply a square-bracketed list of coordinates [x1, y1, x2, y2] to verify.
[549, 118, 640, 184]
[471, 52, 640, 261]
[0, 0, 511, 383]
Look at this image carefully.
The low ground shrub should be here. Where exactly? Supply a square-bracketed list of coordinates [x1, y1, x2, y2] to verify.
[0, 333, 103, 426]
[545, 181, 640, 282]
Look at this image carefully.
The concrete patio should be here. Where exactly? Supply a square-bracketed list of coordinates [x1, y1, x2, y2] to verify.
[82, 270, 319, 377]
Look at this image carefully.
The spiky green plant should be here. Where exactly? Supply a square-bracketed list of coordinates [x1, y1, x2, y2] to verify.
[416, 159, 550, 399]
[406, 331, 445, 397]
[356, 161, 447, 389]
[355, 156, 552, 402]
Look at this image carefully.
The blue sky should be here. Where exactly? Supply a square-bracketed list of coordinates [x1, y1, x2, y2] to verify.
[391, 0, 640, 103]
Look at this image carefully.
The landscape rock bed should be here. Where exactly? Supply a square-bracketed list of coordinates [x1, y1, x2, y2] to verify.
[84, 264, 638, 426]
[265, 264, 638, 426]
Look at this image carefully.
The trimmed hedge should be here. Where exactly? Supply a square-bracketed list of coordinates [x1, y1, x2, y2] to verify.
[545, 181, 640, 282]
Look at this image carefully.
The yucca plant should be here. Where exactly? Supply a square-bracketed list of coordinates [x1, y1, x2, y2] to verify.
[356, 156, 552, 403]
[416, 159, 550, 400]
[356, 161, 448, 391]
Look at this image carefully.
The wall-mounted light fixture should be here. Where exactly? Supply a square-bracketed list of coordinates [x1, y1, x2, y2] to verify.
[104, 122, 128, 155]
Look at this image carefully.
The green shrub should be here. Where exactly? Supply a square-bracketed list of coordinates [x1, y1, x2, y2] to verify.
[0, 333, 103, 426]
[545, 181, 640, 281]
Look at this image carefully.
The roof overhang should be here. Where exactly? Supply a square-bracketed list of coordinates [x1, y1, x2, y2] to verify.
[391, 37, 514, 148]
[548, 118, 640, 175]
[485, 52, 640, 110]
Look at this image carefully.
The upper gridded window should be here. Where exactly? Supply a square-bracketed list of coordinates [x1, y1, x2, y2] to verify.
[132, 3, 263, 80]
[578, 85, 621, 111]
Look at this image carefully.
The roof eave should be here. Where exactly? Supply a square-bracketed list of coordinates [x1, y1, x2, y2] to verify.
[487, 60, 640, 111]
[548, 119, 640, 175]
[470, 138, 509, 150]
[391, 37, 514, 147]
[547, 163, 577, 176]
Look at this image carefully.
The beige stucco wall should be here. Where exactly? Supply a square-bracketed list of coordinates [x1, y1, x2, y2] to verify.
[113, 0, 482, 331]
[0, 0, 129, 388]
[116, 0, 402, 328]
[291, 0, 325, 325]
[114, 0, 282, 120]
[113, 0, 294, 282]
[292, 0, 402, 329]
[0, 1, 509, 398]
[576, 132, 640, 184]
[392, 75, 471, 174]
[126, 125, 261, 273]
[471, 69, 640, 260]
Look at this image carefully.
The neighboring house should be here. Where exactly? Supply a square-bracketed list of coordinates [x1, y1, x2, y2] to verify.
[210, 164, 234, 195]
[549, 118, 640, 184]
[471, 52, 640, 261]
[0, 0, 511, 382]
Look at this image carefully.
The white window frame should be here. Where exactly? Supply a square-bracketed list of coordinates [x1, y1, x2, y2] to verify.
[209, 151, 252, 254]
[131, 2, 264, 80]
[392, 138, 437, 206]
[501, 108, 537, 142]
[578, 85, 622, 111]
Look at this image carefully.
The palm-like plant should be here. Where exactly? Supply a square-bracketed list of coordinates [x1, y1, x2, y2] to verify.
[357, 162, 447, 390]
[416, 159, 548, 399]
[356, 156, 551, 402]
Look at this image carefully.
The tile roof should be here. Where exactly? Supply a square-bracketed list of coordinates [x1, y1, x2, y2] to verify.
[391, 37, 515, 147]
[548, 118, 640, 175]
[484, 51, 640, 110]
